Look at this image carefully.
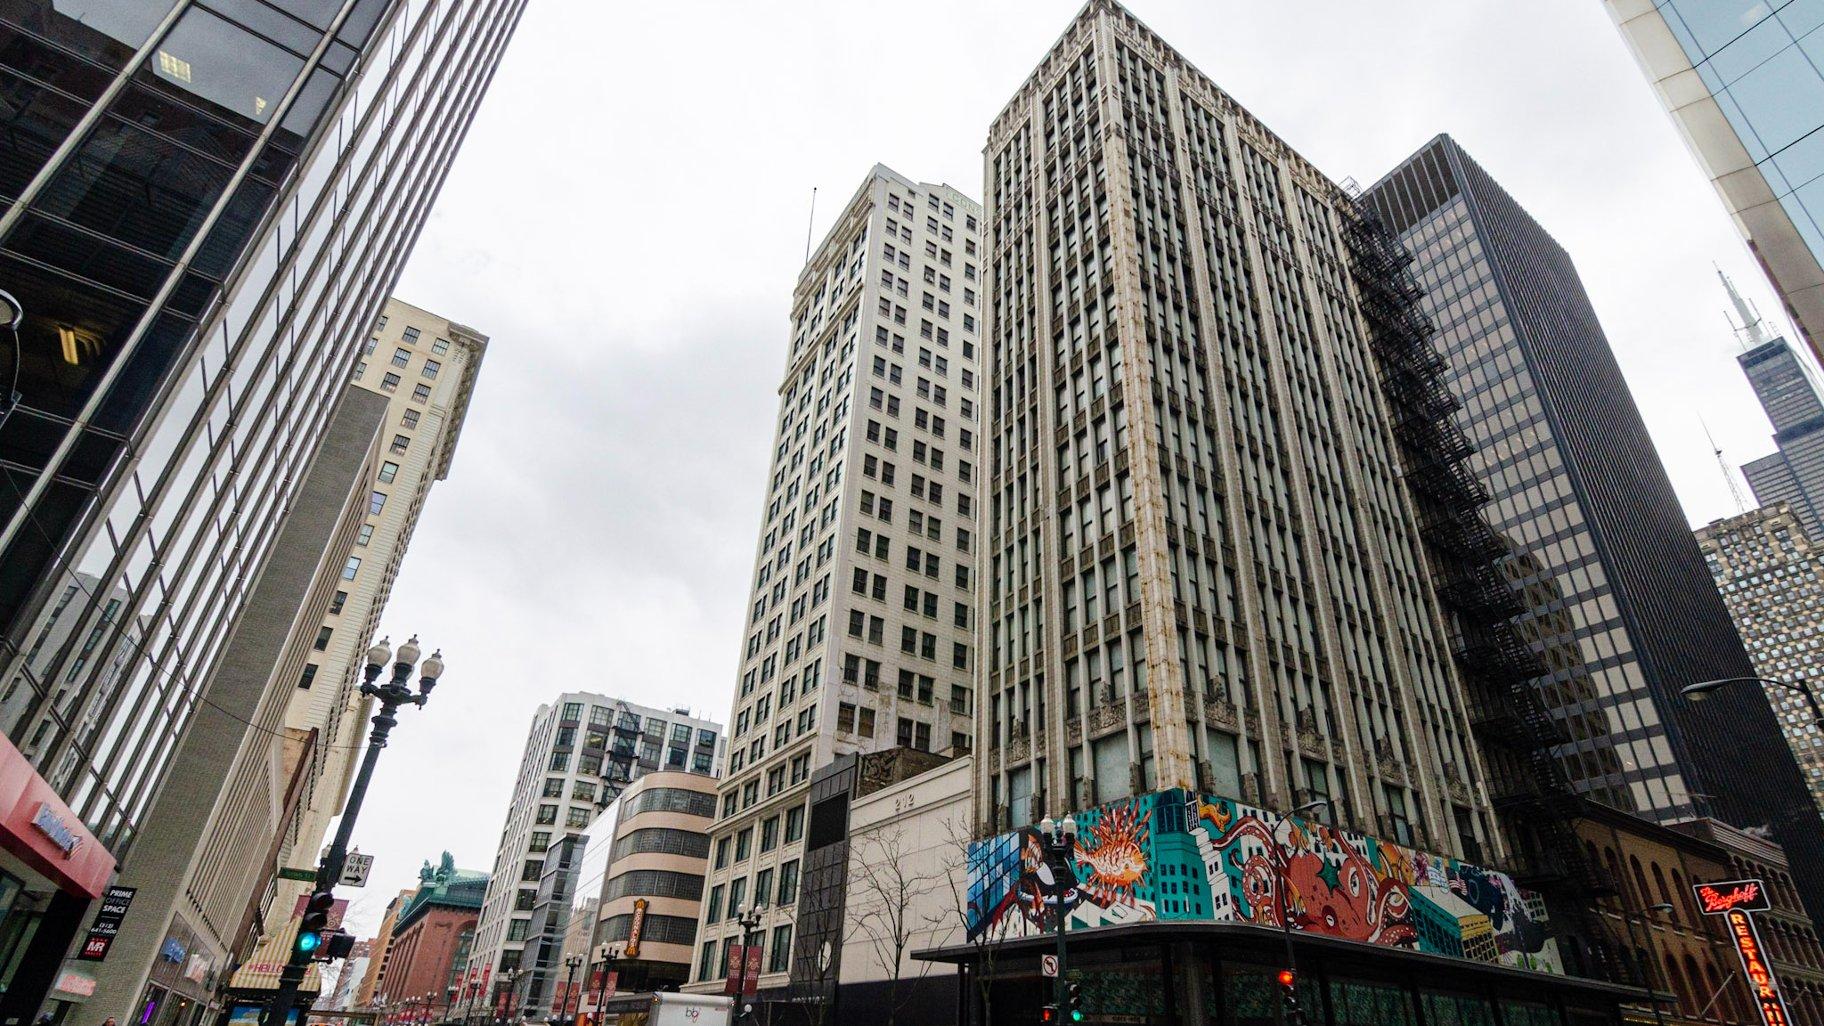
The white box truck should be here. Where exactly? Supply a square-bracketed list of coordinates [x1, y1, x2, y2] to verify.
[618, 993, 731, 1026]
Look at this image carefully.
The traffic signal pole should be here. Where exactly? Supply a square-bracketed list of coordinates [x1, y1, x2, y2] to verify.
[261, 641, 442, 1026]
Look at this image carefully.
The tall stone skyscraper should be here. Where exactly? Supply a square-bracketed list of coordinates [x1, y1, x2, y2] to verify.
[976, 0, 1499, 865]
[0, 0, 525, 1018]
[689, 166, 982, 993]
[1366, 134, 1824, 924]
[1696, 503, 1824, 814]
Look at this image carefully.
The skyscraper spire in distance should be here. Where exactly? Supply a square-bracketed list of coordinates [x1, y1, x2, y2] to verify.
[1721, 266, 1776, 349]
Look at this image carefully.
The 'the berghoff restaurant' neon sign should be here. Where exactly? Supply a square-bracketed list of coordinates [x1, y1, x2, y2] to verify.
[1694, 879, 1790, 1026]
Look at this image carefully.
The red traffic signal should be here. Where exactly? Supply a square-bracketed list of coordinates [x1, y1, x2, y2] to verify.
[1277, 969, 1297, 989]
[1040, 1005, 1058, 1023]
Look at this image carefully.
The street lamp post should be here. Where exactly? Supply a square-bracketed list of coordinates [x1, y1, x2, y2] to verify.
[732, 904, 766, 1023]
[1683, 675, 1824, 727]
[554, 954, 583, 1026]
[591, 945, 621, 1026]
[1271, 799, 1331, 1026]
[264, 637, 446, 1026]
[1034, 814, 1079, 1019]
[1618, 902, 1675, 1026]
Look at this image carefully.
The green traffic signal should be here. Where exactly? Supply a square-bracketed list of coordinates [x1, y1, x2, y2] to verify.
[1069, 1012, 1084, 1023]
[296, 931, 322, 954]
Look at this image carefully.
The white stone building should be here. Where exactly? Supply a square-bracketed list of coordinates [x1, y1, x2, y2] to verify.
[688, 165, 983, 993]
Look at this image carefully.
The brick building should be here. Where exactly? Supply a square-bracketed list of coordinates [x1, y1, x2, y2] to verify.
[374, 855, 488, 1020]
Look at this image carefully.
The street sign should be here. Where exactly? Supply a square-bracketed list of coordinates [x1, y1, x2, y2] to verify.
[339, 851, 374, 887]
[75, 885, 136, 961]
[277, 866, 316, 883]
[1041, 955, 1059, 978]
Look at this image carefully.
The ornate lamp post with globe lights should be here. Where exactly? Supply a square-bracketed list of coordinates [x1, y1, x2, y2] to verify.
[263, 636, 448, 1026]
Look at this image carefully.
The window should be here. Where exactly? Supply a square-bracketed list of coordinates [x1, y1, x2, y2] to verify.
[727, 877, 747, 918]
[422, 359, 441, 379]
[529, 831, 552, 853]
[297, 664, 317, 689]
[390, 434, 410, 455]
[506, 918, 530, 941]
[777, 860, 800, 905]
[714, 836, 730, 869]
[754, 867, 774, 906]
[543, 778, 565, 798]
[412, 383, 431, 403]
[328, 590, 346, 615]
[401, 409, 420, 429]
[356, 524, 373, 547]
[314, 626, 333, 651]
[735, 827, 752, 862]
[567, 806, 590, 828]
[392, 346, 411, 368]
[785, 806, 804, 843]
[699, 942, 718, 983]
[761, 816, 779, 852]
[768, 924, 792, 972]
[537, 804, 558, 825]
[369, 491, 388, 515]
[342, 557, 361, 580]
[548, 751, 569, 771]
[515, 889, 536, 911]
[706, 884, 724, 922]
[432, 337, 451, 354]
[378, 461, 399, 483]
[380, 372, 400, 392]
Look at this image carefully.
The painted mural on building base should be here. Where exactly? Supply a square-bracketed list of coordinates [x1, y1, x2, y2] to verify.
[966, 789, 1561, 975]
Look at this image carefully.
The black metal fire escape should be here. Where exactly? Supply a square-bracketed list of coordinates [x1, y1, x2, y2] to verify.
[1338, 192, 1639, 986]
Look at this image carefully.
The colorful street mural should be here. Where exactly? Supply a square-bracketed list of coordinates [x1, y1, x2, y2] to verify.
[965, 789, 1561, 975]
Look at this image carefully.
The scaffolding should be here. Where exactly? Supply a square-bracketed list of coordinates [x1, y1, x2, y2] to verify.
[1339, 192, 1638, 986]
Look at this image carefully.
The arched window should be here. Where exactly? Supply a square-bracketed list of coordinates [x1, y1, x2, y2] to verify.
[1671, 867, 1692, 924]
[1630, 854, 1651, 911]
[1683, 954, 1705, 1018]
[1663, 952, 1691, 1016]
[1652, 861, 1673, 911]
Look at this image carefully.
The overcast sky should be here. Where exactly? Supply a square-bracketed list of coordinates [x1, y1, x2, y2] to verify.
[330, 0, 1794, 934]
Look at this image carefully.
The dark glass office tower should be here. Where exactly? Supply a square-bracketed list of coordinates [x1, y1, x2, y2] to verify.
[1366, 135, 1824, 922]
[1731, 273, 1824, 540]
[0, 0, 523, 1016]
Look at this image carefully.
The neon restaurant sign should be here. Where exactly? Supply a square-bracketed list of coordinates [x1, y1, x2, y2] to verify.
[1694, 878, 1790, 1026]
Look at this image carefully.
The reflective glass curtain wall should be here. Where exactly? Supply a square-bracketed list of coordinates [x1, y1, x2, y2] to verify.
[1366, 135, 1824, 925]
[1609, 0, 1824, 361]
[0, 0, 525, 855]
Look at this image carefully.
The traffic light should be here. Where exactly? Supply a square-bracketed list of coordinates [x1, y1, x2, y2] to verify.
[1066, 982, 1084, 1022]
[1039, 1005, 1058, 1023]
[324, 931, 357, 960]
[1278, 969, 1302, 1024]
[297, 889, 335, 956]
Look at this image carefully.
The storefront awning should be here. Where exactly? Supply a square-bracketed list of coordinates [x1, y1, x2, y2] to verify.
[228, 919, 322, 993]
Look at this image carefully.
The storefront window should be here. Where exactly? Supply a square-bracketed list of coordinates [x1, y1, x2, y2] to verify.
[1498, 999, 1557, 1026]
[1421, 991, 1497, 1026]
[1330, 977, 1417, 1026]
[0, 871, 44, 998]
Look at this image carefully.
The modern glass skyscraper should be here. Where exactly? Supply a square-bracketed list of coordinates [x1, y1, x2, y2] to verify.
[1365, 134, 1824, 923]
[1608, 1, 1824, 363]
[0, 0, 524, 1019]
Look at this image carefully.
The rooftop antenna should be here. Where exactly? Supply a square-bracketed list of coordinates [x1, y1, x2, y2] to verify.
[804, 186, 818, 264]
[1701, 414, 1750, 515]
[1718, 266, 1775, 350]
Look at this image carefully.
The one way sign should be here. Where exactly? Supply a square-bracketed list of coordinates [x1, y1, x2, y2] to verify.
[339, 852, 374, 887]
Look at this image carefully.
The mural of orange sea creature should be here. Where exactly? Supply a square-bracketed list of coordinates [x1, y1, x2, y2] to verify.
[1077, 800, 1153, 894]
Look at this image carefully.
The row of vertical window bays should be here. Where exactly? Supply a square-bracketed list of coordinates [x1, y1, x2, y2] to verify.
[695, 923, 795, 983]
[985, 722, 1447, 854]
[747, 486, 976, 659]
[833, 699, 972, 755]
[755, 345, 979, 610]
[987, 619, 1455, 796]
[790, 183, 978, 357]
